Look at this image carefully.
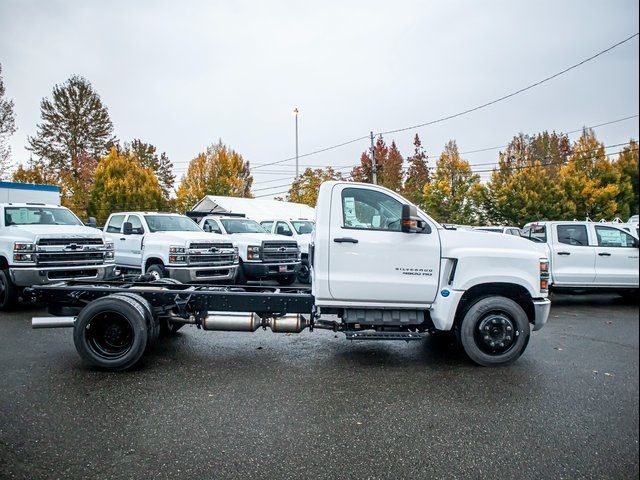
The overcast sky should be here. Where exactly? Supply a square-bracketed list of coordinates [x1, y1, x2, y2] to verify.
[1, 0, 638, 197]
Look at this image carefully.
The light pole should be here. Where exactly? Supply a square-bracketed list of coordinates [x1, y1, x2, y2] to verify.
[293, 107, 299, 179]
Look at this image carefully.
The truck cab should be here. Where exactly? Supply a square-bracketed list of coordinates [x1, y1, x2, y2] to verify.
[103, 212, 238, 283]
[200, 216, 300, 285]
[0, 203, 115, 310]
[259, 218, 314, 283]
[522, 221, 639, 292]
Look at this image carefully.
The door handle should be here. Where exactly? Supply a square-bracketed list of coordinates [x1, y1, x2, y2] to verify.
[333, 237, 358, 244]
[598, 252, 611, 257]
[557, 251, 570, 256]
[119, 238, 126, 241]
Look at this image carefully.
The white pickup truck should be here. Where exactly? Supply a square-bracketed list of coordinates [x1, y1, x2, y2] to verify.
[259, 218, 313, 283]
[103, 212, 238, 283]
[32, 181, 551, 370]
[199, 216, 301, 285]
[0, 203, 115, 310]
[522, 221, 639, 295]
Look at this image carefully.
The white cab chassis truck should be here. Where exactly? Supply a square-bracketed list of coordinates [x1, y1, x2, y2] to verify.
[30, 182, 551, 371]
[522, 221, 639, 296]
[0, 203, 115, 310]
[199, 216, 300, 285]
[103, 212, 239, 283]
[259, 218, 313, 283]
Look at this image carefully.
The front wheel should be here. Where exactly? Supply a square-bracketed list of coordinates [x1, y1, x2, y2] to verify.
[277, 274, 296, 286]
[146, 263, 168, 281]
[457, 296, 530, 367]
[297, 261, 311, 284]
[0, 269, 18, 311]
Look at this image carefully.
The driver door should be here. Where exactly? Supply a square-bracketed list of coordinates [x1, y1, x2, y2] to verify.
[328, 184, 441, 305]
[120, 215, 145, 267]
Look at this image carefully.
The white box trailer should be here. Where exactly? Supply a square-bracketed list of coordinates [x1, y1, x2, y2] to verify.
[0, 181, 61, 204]
[190, 195, 314, 222]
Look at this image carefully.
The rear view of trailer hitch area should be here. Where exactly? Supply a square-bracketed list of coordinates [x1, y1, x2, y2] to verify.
[29, 281, 316, 371]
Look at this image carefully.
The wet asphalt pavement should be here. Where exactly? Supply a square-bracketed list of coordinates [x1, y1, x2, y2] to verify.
[0, 293, 638, 479]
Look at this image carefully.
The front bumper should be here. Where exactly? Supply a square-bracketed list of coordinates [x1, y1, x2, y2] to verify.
[9, 264, 116, 287]
[166, 265, 238, 283]
[532, 297, 551, 331]
[242, 262, 299, 279]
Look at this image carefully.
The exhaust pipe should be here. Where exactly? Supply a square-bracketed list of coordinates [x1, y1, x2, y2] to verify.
[32, 316, 76, 329]
[202, 312, 309, 333]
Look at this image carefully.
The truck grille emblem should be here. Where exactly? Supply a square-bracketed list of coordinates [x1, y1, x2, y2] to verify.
[278, 247, 287, 252]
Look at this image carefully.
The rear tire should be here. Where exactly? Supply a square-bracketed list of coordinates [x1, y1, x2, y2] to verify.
[73, 295, 148, 371]
[113, 293, 159, 348]
[457, 296, 530, 367]
[277, 274, 296, 286]
[0, 269, 17, 311]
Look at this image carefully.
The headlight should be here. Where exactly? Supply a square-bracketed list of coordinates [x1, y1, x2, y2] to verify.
[247, 245, 261, 260]
[169, 246, 186, 254]
[233, 247, 239, 263]
[14, 242, 35, 252]
[104, 241, 114, 251]
[105, 250, 115, 261]
[13, 253, 35, 262]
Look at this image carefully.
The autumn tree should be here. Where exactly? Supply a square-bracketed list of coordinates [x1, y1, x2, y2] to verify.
[27, 75, 115, 215]
[613, 140, 639, 217]
[402, 134, 430, 205]
[557, 129, 622, 220]
[87, 148, 165, 224]
[351, 136, 403, 192]
[423, 140, 484, 225]
[484, 133, 566, 225]
[0, 63, 16, 178]
[121, 139, 175, 200]
[287, 167, 343, 206]
[175, 141, 253, 212]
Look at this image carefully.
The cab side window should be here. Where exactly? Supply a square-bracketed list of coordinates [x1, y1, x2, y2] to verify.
[275, 221, 293, 236]
[557, 225, 588, 246]
[341, 187, 403, 232]
[127, 215, 144, 234]
[106, 215, 125, 233]
[204, 219, 222, 234]
[595, 226, 638, 248]
[261, 221, 274, 233]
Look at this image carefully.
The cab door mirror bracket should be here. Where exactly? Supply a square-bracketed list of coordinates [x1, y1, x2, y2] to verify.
[401, 204, 430, 233]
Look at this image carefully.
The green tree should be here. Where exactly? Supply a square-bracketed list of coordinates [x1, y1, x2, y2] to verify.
[613, 140, 639, 217]
[557, 129, 621, 220]
[0, 63, 16, 177]
[87, 148, 164, 224]
[121, 139, 175, 199]
[287, 167, 343, 206]
[402, 134, 430, 205]
[27, 75, 115, 215]
[423, 140, 484, 225]
[175, 140, 252, 212]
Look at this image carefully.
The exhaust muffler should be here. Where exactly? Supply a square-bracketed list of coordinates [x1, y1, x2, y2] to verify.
[202, 312, 309, 333]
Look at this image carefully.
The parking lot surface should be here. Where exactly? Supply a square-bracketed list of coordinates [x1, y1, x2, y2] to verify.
[0, 293, 638, 479]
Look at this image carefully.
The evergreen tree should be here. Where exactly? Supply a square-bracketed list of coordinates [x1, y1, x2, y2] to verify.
[87, 148, 164, 224]
[382, 141, 403, 192]
[287, 167, 343, 206]
[0, 63, 16, 177]
[403, 134, 430, 206]
[423, 140, 484, 225]
[175, 140, 252, 212]
[27, 75, 115, 214]
[122, 139, 175, 199]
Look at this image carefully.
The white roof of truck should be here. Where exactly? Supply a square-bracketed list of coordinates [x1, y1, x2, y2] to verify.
[191, 195, 315, 222]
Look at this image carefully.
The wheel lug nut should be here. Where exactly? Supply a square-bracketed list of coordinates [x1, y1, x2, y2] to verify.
[490, 341, 495, 347]
[484, 335, 490, 340]
[506, 336, 511, 341]
[501, 319, 506, 324]
[499, 342, 504, 347]
[506, 326, 512, 331]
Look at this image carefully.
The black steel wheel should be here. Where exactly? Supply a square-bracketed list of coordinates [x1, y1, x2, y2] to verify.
[457, 296, 530, 367]
[73, 296, 148, 371]
[297, 261, 311, 284]
[0, 269, 17, 311]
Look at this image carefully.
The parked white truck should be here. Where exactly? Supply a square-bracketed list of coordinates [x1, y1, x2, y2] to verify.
[102, 212, 239, 283]
[260, 218, 314, 283]
[522, 221, 639, 295]
[199, 216, 300, 285]
[32, 181, 551, 371]
[1, 203, 115, 310]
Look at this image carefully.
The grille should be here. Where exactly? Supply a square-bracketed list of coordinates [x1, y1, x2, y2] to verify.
[188, 254, 236, 265]
[48, 269, 99, 279]
[262, 241, 299, 263]
[37, 238, 104, 246]
[37, 252, 105, 265]
[189, 242, 234, 250]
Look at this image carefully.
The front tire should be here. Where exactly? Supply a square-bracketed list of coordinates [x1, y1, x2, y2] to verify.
[146, 263, 168, 281]
[73, 295, 148, 371]
[297, 260, 311, 284]
[277, 274, 296, 286]
[0, 269, 18, 311]
[457, 296, 530, 367]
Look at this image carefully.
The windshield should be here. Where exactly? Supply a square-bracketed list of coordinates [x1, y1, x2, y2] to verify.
[144, 215, 202, 232]
[4, 206, 82, 226]
[291, 221, 314, 234]
[220, 219, 267, 234]
[522, 224, 547, 242]
[476, 227, 503, 233]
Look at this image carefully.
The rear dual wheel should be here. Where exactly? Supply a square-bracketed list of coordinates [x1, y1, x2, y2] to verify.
[457, 296, 530, 367]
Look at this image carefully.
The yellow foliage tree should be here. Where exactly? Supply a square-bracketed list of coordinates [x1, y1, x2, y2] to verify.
[175, 141, 252, 212]
[287, 167, 343, 207]
[87, 148, 165, 224]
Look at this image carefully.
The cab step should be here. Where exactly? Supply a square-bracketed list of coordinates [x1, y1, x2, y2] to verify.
[344, 331, 425, 342]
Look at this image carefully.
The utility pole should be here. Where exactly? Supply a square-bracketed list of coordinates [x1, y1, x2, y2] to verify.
[370, 131, 377, 185]
[294, 108, 299, 179]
